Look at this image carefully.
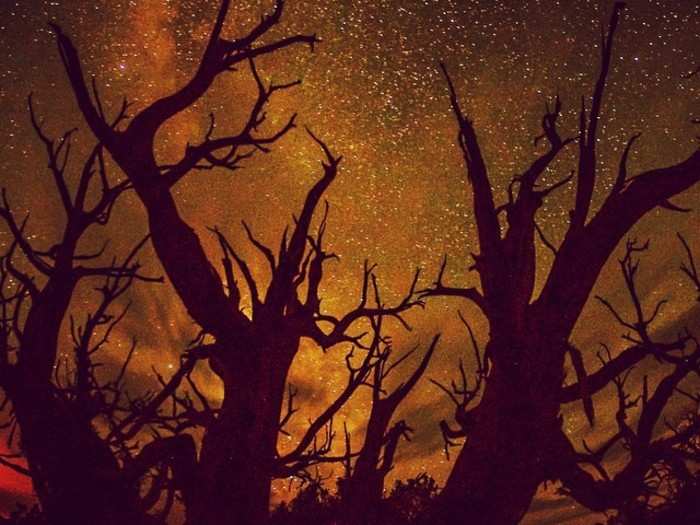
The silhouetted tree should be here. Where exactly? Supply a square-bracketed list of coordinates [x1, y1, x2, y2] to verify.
[339, 316, 438, 524]
[421, 2, 700, 523]
[0, 99, 204, 524]
[52, 2, 425, 523]
[269, 316, 437, 525]
[555, 237, 700, 523]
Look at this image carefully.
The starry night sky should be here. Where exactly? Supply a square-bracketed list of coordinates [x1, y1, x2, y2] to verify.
[0, 1, 698, 523]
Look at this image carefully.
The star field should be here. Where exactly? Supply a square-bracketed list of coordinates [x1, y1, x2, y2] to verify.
[0, 1, 698, 523]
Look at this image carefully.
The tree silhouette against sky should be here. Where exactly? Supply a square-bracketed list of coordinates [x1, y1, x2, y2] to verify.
[421, 3, 700, 523]
[0, 1, 699, 524]
[50, 1, 429, 523]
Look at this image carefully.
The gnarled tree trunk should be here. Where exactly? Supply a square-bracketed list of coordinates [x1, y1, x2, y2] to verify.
[9, 383, 148, 525]
[342, 332, 437, 525]
[423, 3, 700, 523]
[55, 4, 420, 524]
[188, 337, 295, 525]
[434, 337, 565, 524]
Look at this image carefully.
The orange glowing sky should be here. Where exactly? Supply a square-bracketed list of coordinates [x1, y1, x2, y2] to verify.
[0, 1, 698, 523]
